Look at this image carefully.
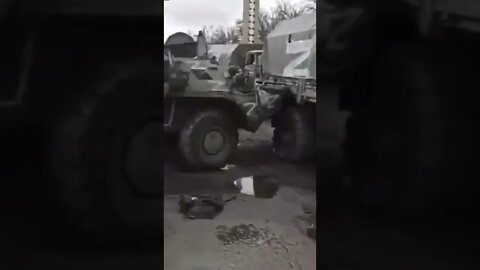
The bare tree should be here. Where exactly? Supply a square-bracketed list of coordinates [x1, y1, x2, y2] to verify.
[201, 25, 239, 44]
[227, 23, 241, 44]
[258, 0, 310, 41]
[234, 1, 309, 43]
[188, 22, 242, 44]
[232, 19, 243, 43]
[188, 0, 313, 44]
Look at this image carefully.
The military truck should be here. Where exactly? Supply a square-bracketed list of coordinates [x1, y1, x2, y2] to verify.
[318, 0, 480, 216]
[164, 31, 283, 169]
[244, 13, 318, 162]
[0, 0, 166, 233]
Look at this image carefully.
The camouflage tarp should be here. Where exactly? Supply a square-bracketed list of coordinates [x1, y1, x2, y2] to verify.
[263, 13, 316, 79]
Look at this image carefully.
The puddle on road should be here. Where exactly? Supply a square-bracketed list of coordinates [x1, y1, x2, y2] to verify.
[234, 174, 279, 198]
[164, 164, 280, 198]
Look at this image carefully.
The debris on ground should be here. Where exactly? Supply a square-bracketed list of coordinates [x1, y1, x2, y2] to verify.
[215, 224, 299, 250]
[178, 194, 238, 219]
[179, 194, 225, 219]
[214, 223, 310, 269]
[215, 224, 263, 246]
[165, 123, 317, 269]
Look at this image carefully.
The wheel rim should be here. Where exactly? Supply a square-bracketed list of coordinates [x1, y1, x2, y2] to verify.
[203, 129, 225, 155]
[124, 121, 163, 195]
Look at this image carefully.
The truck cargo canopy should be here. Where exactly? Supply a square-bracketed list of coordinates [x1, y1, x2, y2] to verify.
[263, 13, 316, 79]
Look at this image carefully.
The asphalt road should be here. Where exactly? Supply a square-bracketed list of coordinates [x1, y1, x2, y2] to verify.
[164, 123, 317, 269]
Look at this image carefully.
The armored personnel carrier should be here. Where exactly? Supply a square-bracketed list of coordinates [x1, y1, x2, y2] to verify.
[164, 31, 282, 168]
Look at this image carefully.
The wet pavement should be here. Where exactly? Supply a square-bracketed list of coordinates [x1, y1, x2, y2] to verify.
[164, 123, 317, 269]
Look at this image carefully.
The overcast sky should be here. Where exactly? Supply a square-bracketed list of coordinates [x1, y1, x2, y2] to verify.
[164, 0, 309, 41]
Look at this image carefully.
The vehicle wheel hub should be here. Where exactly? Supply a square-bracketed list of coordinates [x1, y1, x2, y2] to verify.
[203, 130, 225, 155]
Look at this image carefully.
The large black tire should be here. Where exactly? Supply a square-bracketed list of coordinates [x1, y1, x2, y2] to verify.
[273, 106, 315, 162]
[179, 110, 238, 169]
[47, 61, 164, 239]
